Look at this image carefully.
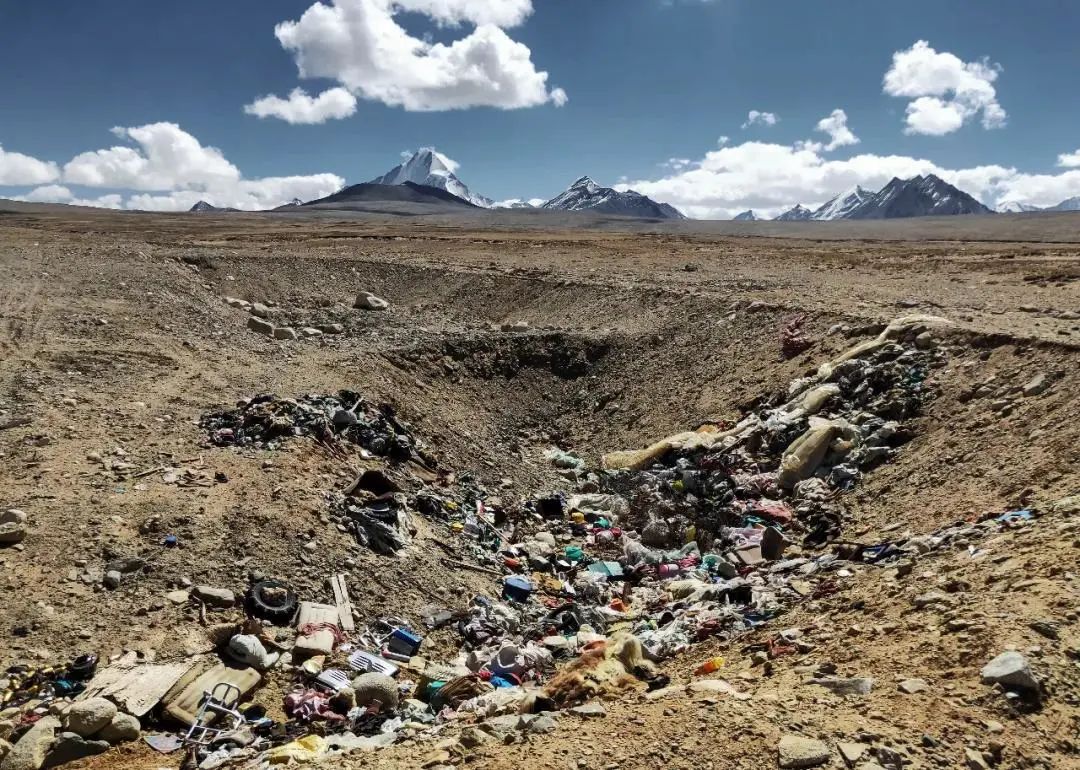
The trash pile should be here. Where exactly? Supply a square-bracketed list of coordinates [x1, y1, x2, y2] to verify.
[17, 315, 1047, 770]
[596, 315, 947, 552]
[199, 391, 435, 466]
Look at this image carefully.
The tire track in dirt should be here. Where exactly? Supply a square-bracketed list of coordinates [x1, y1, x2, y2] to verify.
[0, 274, 47, 375]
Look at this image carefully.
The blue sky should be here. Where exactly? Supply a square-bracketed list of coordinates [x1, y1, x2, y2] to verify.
[1, 0, 1078, 216]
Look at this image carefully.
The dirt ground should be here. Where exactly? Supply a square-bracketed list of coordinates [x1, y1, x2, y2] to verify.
[1, 207, 1078, 769]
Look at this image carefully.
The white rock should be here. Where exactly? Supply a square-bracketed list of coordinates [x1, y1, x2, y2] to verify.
[63, 698, 116, 738]
[354, 292, 389, 311]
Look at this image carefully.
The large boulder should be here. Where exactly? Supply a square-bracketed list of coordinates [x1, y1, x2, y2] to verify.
[96, 713, 140, 743]
[1, 715, 60, 770]
[63, 698, 116, 738]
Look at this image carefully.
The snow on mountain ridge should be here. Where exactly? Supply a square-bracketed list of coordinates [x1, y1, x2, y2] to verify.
[542, 176, 685, 219]
[368, 148, 493, 207]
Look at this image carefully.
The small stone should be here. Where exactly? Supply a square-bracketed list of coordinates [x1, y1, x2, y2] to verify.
[1, 716, 59, 770]
[837, 742, 868, 764]
[964, 748, 991, 770]
[247, 316, 275, 336]
[478, 715, 520, 743]
[898, 678, 928, 694]
[570, 703, 606, 718]
[300, 327, 323, 337]
[458, 727, 491, 748]
[165, 590, 190, 605]
[103, 571, 122, 590]
[500, 320, 530, 332]
[980, 651, 1039, 691]
[1, 510, 26, 525]
[96, 712, 139, 744]
[810, 677, 873, 697]
[223, 297, 248, 309]
[913, 591, 951, 608]
[192, 586, 235, 608]
[914, 331, 936, 349]
[63, 698, 116, 737]
[318, 323, 344, 334]
[272, 326, 297, 341]
[1021, 373, 1048, 397]
[778, 735, 831, 768]
[250, 302, 273, 318]
[521, 713, 557, 734]
[0, 522, 27, 545]
[354, 292, 389, 311]
[44, 733, 109, 766]
[1029, 621, 1059, 640]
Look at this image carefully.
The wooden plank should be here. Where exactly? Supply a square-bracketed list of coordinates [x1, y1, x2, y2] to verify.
[330, 574, 355, 632]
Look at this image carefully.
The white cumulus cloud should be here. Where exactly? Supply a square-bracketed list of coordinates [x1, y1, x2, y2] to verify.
[742, 110, 778, 129]
[46, 123, 343, 211]
[1057, 148, 1080, 168]
[815, 108, 859, 151]
[258, 0, 565, 115]
[64, 123, 241, 191]
[883, 40, 1006, 135]
[125, 174, 345, 211]
[617, 120, 1080, 219]
[245, 87, 358, 124]
[12, 185, 123, 209]
[0, 145, 60, 186]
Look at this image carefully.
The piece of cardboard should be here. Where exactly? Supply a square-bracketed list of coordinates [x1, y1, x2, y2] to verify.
[80, 652, 201, 717]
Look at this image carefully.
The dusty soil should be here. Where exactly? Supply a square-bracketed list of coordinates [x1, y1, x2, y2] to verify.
[1, 207, 1078, 769]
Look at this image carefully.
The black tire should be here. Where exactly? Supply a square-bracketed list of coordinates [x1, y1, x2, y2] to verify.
[245, 580, 298, 624]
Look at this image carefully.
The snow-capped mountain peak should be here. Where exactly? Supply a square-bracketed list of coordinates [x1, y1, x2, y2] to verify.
[542, 176, 686, 219]
[811, 185, 872, 220]
[846, 174, 992, 219]
[774, 204, 813, 221]
[995, 200, 1042, 213]
[1047, 196, 1080, 212]
[733, 210, 759, 221]
[368, 148, 493, 208]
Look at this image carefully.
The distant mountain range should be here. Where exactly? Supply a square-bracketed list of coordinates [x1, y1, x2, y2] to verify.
[189, 200, 239, 213]
[811, 186, 873, 220]
[733, 210, 760, 221]
[300, 181, 478, 209]
[541, 176, 686, 219]
[368, 149, 494, 208]
[765, 175, 994, 221]
[996, 196, 1080, 213]
[775, 204, 813, 221]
